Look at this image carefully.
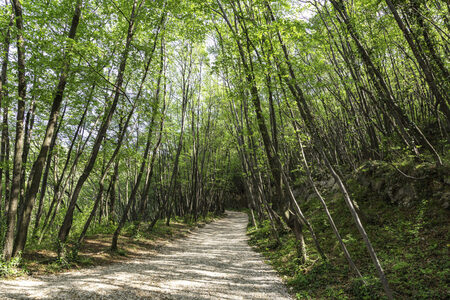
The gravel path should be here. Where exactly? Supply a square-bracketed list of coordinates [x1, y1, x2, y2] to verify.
[0, 211, 292, 299]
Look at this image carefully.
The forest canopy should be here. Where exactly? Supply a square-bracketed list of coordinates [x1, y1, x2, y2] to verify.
[0, 0, 448, 298]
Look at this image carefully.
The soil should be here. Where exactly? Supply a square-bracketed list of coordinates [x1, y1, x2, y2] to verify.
[0, 211, 292, 299]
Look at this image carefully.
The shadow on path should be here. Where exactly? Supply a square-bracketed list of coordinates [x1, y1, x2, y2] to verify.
[0, 211, 292, 300]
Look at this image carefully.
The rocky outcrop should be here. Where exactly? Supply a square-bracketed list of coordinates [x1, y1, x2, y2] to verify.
[350, 160, 449, 209]
[293, 160, 449, 210]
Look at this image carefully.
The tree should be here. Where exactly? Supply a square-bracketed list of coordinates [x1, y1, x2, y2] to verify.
[13, 0, 83, 256]
[3, 0, 27, 261]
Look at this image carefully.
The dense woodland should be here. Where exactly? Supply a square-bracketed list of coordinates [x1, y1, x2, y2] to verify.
[0, 0, 448, 299]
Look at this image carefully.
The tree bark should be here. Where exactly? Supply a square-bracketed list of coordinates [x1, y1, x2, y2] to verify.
[13, 0, 83, 256]
[57, 0, 142, 258]
[266, 2, 393, 297]
[3, 0, 27, 261]
[0, 10, 13, 216]
[385, 0, 449, 126]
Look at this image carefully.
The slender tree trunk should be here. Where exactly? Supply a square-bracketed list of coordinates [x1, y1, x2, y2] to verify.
[111, 118, 156, 250]
[38, 96, 95, 244]
[3, 0, 27, 261]
[330, 0, 440, 165]
[385, 0, 449, 126]
[136, 33, 166, 226]
[77, 94, 139, 247]
[164, 44, 191, 226]
[32, 108, 64, 237]
[289, 106, 363, 278]
[109, 161, 119, 223]
[57, 0, 142, 259]
[0, 11, 13, 216]
[104, 11, 165, 249]
[13, 0, 83, 255]
[266, 2, 393, 297]
[18, 89, 36, 216]
[137, 77, 166, 225]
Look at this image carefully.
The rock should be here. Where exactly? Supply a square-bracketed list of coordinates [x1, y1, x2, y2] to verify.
[444, 177, 450, 186]
[293, 188, 302, 198]
[332, 182, 340, 192]
[371, 179, 384, 192]
[395, 185, 416, 207]
[387, 186, 396, 204]
[325, 177, 335, 189]
[307, 193, 317, 203]
[318, 180, 327, 187]
[440, 192, 450, 209]
[359, 175, 371, 187]
[430, 180, 443, 191]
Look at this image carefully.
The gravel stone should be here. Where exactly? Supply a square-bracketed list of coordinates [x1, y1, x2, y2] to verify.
[0, 211, 292, 299]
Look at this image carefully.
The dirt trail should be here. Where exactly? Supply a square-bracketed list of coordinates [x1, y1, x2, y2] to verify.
[0, 211, 292, 299]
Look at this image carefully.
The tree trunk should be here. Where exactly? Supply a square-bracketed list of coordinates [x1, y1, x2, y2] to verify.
[3, 0, 27, 261]
[385, 0, 449, 126]
[32, 108, 64, 237]
[13, 0, 83, 256]
[106, 10, 165, 249]
[265, 2, 393, 297]
[0, 11, 13, 216]
[57, 0, 142, 259]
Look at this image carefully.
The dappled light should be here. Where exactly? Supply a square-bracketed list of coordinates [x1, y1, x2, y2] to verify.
[0, 0, 448, 298]
[0, 212, 292, 299]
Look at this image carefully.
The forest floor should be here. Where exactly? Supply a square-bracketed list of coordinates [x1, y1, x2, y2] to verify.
[247, 158, 449, 299]
[0, 211, 292, 299]
[10, 222, 199, 277]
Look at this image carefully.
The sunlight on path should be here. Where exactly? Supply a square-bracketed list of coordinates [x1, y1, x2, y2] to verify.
[0, 211, 292, 299]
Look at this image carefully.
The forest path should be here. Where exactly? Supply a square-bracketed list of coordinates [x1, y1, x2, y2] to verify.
[0, 211, 292, 299]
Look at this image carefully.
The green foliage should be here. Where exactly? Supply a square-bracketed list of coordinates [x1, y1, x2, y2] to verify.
[85, 221, 117, 236]
[114, 248, 127, 257]
[248, 155, 449, 299]
[348, 276, 383, 300]
[0, 1, 448, 298]
[0, 254, 23, 277]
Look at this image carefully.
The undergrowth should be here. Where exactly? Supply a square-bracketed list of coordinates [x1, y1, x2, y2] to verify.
[0, 254, 24, 278]
[248, 158, 449, 299]
[2, 212, 223, 277]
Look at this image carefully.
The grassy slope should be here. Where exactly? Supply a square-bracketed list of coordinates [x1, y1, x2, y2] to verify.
[248, 159, 449, 299]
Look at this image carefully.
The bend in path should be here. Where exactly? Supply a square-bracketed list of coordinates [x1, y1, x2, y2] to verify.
[0, 211, 292, 299]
